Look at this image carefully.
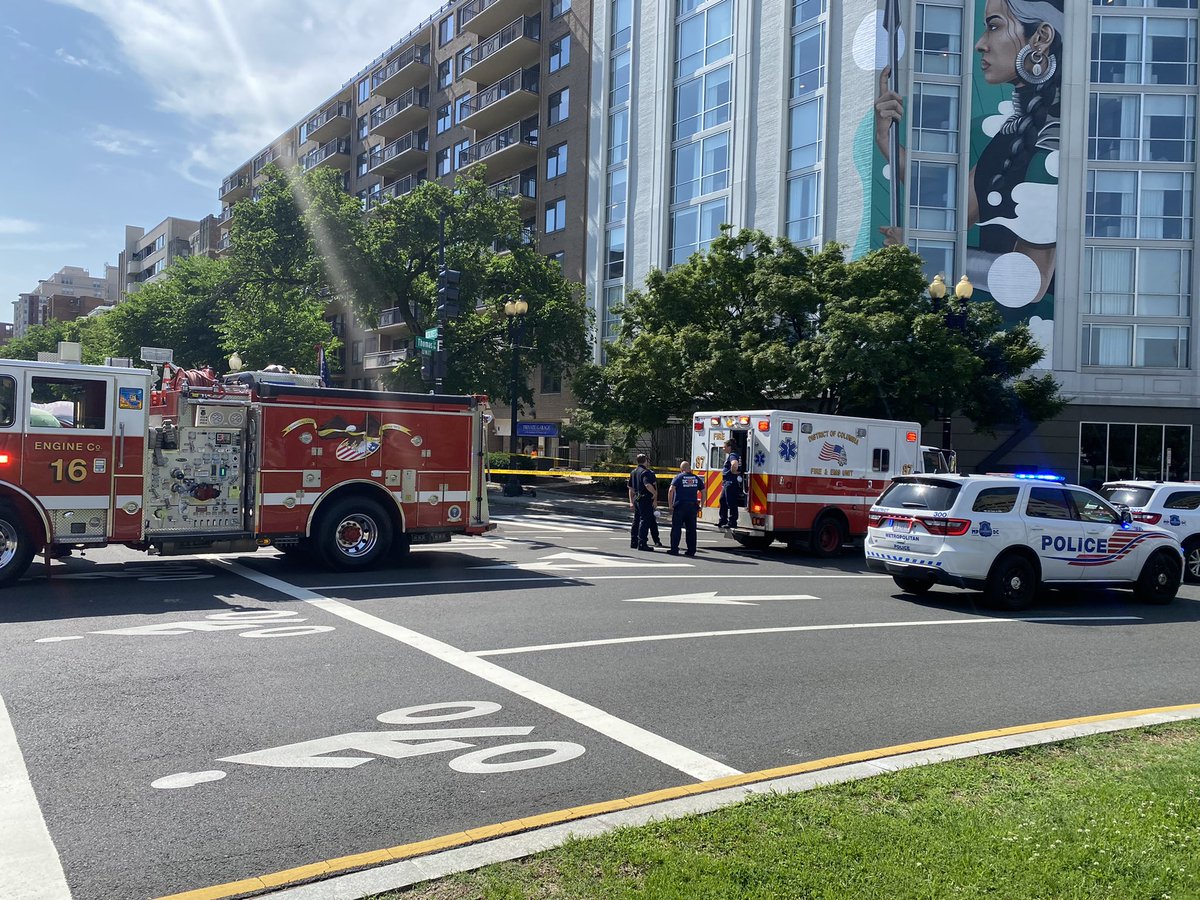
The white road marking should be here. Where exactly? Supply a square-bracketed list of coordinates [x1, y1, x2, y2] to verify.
[313, 573, 890, 591]
[472, 616, 1144, 657]
[220, 560, 741, 782]
[151, 770, 227, 790]
[0, 693, 71, 900]
[478, 552, 691, 571]
[624, 592, 820, 606]
[34, 637, 83, 644]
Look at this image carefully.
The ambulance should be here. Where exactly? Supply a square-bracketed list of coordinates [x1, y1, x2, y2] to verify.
[0, 345, 491, 587]
[691, 410, 932, 555]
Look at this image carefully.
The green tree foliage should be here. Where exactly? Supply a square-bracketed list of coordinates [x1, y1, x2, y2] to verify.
[579, 229, 1064, 437]
[1, 317, 108, 363]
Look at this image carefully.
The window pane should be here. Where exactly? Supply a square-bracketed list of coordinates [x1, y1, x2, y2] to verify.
[786, 172, 821, 244]
[1092, 17, 1142, 83]
[1137, 248, 1188, 316]
[1136, 424, 1164, 478]
[790, 25, 825, 97]
[915, 4, 961, 75]
[913, 82, 959, 153]
[1088, 93, 1139, 160]
[1079, 422, 1108, 485]
[788, 98, 822, 170]
[910, 161, 956, 230]
[606, 225, 626, 278]
[1086, 247, 1135, 314]
[909, 239, 954, 283]
[1139, 171, 1193, 239]
[610, 49, 631, 106]
[1135, 325, 1186, 367]
[1147, 17, 1197, 85]
[1108, 423, 1136, 479]
[1083, 324, 1133, 366]
[1086, 169, 1137, 237]
[1165, 425, 1191, 480]
[607, 167, 627, 219]
[609, 109, 629, 164]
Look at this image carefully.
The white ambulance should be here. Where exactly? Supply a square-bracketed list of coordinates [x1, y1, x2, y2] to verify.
[691, 410, 929, 555]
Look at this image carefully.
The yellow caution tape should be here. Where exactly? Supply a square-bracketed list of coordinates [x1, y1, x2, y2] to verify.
[489, 468, 635, 479]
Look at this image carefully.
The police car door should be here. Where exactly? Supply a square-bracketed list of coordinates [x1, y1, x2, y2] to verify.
[1024, 486, 1086, 582]
[1067, 488, 1134, 579]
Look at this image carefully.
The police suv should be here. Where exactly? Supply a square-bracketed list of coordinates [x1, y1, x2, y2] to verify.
[1100, 481, 1200, 584]
[865, 474, 1183, 610]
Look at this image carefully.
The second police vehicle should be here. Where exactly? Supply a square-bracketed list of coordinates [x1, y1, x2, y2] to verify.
[865, 473, 1184, 610]
[1099, 480, 1200, 584]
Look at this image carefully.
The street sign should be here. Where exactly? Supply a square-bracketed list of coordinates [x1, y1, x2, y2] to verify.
[516, 421, 560, 437]
[415, 336, 437, 352]
[424, 327, 439, 339]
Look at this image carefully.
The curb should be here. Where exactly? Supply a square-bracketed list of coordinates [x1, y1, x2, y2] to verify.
[167, 704, 1200, 900]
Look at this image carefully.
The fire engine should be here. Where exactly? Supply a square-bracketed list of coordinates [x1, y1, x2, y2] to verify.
[0, 346, 491, 587]
[692, 409, 938, 556]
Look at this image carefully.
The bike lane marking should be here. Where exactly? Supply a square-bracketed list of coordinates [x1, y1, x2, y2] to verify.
[218, 559, 740, 783]
[0, 693, 71, 900]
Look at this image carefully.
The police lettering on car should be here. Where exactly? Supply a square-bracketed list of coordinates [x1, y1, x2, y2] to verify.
[667, 459, 703, 557]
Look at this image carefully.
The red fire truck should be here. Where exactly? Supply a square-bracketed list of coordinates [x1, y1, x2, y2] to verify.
[0, 351, 491, 587]
[692, 409, 935, 556]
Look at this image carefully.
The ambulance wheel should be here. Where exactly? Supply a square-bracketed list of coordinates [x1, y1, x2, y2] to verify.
[809, 514, 846, 558]
[984, 553, 1037, 611]
[893, 574, 935, 595]
[1133, 550, 1181, 605]
[0, 503, 36, 589]
[314, 497, 393, 571]
[1182, 537, 1200, 584]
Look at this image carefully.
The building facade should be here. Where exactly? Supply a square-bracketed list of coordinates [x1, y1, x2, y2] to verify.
[585, 0, 1200, 482]
[117, 217, 201, 301]
[12, 265, 118, 338]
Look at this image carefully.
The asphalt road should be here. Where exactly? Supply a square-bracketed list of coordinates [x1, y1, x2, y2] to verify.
[3, 512, 1199, 900]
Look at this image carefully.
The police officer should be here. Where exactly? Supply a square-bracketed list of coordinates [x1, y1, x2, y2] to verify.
[718, 439, 743, 530]
[627, 453, 659, 551]
[667, 459, 703, 557]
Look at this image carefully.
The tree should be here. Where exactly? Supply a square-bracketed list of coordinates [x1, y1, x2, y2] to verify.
[1, 317, 107, 363]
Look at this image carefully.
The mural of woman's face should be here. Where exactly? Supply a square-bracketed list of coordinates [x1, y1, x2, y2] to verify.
[975, 0, 1026, 85]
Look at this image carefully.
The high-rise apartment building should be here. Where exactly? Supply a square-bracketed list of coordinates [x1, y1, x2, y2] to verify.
[585, 0, 1200, 480]
[13, 265, 118, 338]
[217, 0, 591, 457]
[117, 217, 201, 301]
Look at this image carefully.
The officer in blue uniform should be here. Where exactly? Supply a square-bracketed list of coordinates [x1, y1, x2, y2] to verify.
[627, 453, 659, 551]
[718, 439, 743, 530]
[667, 459, 703, 557]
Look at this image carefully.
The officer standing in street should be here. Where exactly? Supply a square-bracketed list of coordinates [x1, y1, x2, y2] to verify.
[667, 459, 703, 557]
[718, 439, 743, 530]
[627, 453, 660, 551]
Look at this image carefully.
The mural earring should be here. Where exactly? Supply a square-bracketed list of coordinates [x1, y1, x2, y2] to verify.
[1016, 44, 1056, 85]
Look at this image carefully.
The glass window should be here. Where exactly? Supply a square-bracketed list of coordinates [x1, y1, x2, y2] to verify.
[1089, 93, 1140, 160]
[606, 225, 626, 279]
[972, 488, 1019, 513]
[358, 115, 369, 139]
[455, 93, 472, 123]
[793, 0, 824, 27]
[545, 197, 567, 233]
[607, 167, 627, 220]
[358, 79, 370, 104]
[30, 377, 108, 430]
[1166, 425, 1190, 479]
[791, 24, 825, 98]
[673, 131, 730, 203]
[1026, 488, 1074, 520]
[1147, 16, 1197, 84]
[909, 238, 955, 284]
[547, 141, 568, 179]
[610, 49, 632, 107]
[1070, 491, 1122, 524]
[0, 376, 14, 427]
[437, 59, 453, 90]
[1143, 93, 1196, 161]
[872, 448, 891, 473]
[1092, 16, 1198, 84]
[1093, 16, 1142, 82]
[609, 108, 629, 164]
[541, 368, 563, 393]
[1165, 491, 1200, 510]
[1135, 324, 1189, 367]
[877, 479, 962, 511]
[1137, 248, 1191, 316]
[1082, 324, 1134, 366]
[912, 83, 959, 153]
[357, 152, 368, 177]
[677, 0, 733, 79]
[612, 0, 632, 49]
[551, 0, 571, 18]
[548, 87, 570, 125]
[674, 64, 732, 140]
[1086, 169, 1138, 237]
[439, 14, 455, 46]
[546, 250, 565, 266]
[437, 103, 452, 133]
[549, 34, 571, 72]
[1086, 246, 1136, 314]
[910, 161, 957, 230]
[670, 197, 727, 266]
[452, 138, 469, 171]
[1140, 171, 1193, 238]
[915, 3, 961, 75]
[786, 172, 822, 245]
[1137, 424, 1165, 478]
[788, 97, 823, 170]
[436, 147, 451, 177]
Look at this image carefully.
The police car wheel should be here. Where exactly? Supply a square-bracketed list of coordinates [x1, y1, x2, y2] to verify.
[315, 497, 394, 571]
[809, 514, 846, 558]
[0, 503, 36, 589]
[1182, 538, 1200, 585]
[893, 574, 935, 595]
[1133, 550, 1181, 605]
[985, 553, 1037, 611]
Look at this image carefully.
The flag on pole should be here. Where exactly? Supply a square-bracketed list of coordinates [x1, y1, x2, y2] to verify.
[317, 344, 331, 387]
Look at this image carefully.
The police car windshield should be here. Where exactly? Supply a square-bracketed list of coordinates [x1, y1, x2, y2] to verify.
[1100, 486, 1154, 508]
[876, 479, 961, 512]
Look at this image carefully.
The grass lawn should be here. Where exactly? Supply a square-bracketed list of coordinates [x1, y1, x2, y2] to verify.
[379, 720, 1200, 900]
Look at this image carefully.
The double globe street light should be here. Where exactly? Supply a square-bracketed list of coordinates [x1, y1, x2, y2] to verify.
[928, 273, 974, 453]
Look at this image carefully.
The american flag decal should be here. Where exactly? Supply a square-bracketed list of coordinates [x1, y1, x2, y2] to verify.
[818, 441, 847, 466]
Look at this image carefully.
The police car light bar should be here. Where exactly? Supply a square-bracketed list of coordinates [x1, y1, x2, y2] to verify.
[991, 472, 1066, 482]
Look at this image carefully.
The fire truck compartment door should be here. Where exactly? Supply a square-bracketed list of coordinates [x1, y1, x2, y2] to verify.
[22, 371, 119, 542]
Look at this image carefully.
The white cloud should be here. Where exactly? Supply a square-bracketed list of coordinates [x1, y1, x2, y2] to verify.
[55, 46, 118, 72]
[49, 0, 445, 183]
[91, 124, 159, 156]
[0, 218, 38, 235]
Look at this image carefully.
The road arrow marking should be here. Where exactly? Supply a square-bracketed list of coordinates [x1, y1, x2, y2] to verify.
[623, 592, 819, 606]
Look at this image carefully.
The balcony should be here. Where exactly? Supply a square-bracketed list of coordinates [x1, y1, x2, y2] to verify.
[369, 130, 429, 177]
[459, 0, 539, 37]
[216, 233, 232, 253]
[302, 137, 352, 172]
[367, 171, 428, 211]
[370, 87, 431, 141]
[460, 16, 540, 87]
[218, 206, 235, 230]
[371, 43, 431, 99]
[490, 168, 537, 214]
[460, 68, 539, 136]
[304, 101, 352, 146]
[364, 347, 411, 369]
[252, 148, 278, 177]
[219, 171, 251, 202]
[459, 119, 539, 177]
[375, 307, 413, 334]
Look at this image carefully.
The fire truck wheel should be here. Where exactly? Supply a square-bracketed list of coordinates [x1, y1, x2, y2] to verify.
[808, 513, 846, 558]
[0, 503, 36, 588]
[314, 497, 394, 571]
[393, 534, 411, 558]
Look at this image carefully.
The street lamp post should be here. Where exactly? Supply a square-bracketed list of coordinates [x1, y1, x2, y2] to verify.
[503, 295, 529, 497]
[929, 273, 974, 453]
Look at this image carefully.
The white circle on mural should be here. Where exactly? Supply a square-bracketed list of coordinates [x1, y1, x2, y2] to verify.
[1044, 150, 1060, 179]
[1027, 316, 1054, 370]
[853, 11, 906, 72]
[987, 191, 1002, 207]
[988, 253, 1043, 309]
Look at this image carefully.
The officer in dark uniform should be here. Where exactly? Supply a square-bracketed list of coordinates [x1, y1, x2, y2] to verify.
[627, 453, 659, 551]
[667, 459, 703, 557]
[718, 439, 743, 529]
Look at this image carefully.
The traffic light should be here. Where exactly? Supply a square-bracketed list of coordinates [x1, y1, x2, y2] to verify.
[420, 351, 433, 382]
[436, 267, 461, 319]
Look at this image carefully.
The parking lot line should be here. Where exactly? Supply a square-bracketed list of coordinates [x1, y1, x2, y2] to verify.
[471, 616, 1144, 657]
[220, 560, 740, 783]
[0, 693, 72, 900]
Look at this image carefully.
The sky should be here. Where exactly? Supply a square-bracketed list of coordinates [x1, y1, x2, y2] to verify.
[0, 0, 445, 324]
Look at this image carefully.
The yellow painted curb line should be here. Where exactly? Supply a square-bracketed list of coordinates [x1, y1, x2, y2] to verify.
[156, 701, 1200, 900]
